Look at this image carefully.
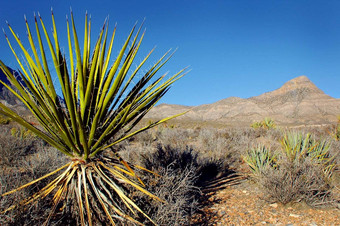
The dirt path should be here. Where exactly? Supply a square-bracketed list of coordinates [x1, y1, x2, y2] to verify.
[194, 177, 339, 225]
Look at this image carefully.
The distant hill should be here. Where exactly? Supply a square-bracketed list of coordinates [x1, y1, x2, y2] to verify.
[147, 76, 340, 127]
[0, 66, 23, 105]
[0, 65, 65, 107]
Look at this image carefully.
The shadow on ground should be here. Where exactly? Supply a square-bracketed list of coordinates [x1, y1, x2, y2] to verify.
[193, 171, 247, 225]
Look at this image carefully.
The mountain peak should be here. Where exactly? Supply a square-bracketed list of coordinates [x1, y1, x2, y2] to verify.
[267, 75, 323, 96]
[283, 75, 313, 89]
[290, 75, 310, 82]
[147, 75, 340, 126]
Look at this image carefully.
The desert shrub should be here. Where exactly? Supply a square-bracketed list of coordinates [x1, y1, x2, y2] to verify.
[132, 130, 156, 147]
[259, 159, 335, 206]
[131, 127, 196, 151]
[142, 144, 199, 172]
[328, 115, 340, 141]
[138, 162, 199, 225]
[329, 139, 340, 167]
[245, 131, 337, 207]
[0, 133, 39, 166]
[156, 127, 194, 150]
[0, 139, 69, 225]
[196, 127, 283, 170]
[141, 144, 224, 185]
[196, 129, 239, 168]
[120, 144, 200, 225]
[118, 142, 236, 225]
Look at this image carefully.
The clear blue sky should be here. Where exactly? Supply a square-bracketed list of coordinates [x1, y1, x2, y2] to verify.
[0, 0, 339, 106]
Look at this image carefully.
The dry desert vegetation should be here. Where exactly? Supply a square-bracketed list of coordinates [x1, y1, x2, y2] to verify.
[0, 115, 339, 225]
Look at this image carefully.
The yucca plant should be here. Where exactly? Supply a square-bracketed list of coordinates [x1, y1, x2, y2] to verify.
[250, 117, 276, 129]
[243, 145, 277, 177]
[250, 121, 262, 129]
[263, 117, 275, 129]
[281, 131, 335, 178]
[0, 11, 188, 225]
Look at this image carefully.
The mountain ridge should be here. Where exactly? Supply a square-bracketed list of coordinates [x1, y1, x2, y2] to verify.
[147, 76, 340, 126]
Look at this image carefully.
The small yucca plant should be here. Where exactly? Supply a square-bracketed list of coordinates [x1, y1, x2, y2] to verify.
[250, 117, 276, 129]
[250, 121, 262, 129]
[263, 117, 275, 129]
[243, 145, 277, 177]
[0, 11, 188, 225]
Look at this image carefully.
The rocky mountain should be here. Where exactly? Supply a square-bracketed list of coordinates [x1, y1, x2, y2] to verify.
[0, 66, 23, 105]
[147, 76, 340, 126]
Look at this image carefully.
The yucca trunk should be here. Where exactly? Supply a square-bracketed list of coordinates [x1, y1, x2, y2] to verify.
[0, 10, 187, 225]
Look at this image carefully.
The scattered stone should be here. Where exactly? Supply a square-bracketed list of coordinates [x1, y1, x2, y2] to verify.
[270, 210, 278, 216]
[192, 180, 340, 225]
[269, 203, 278, 208]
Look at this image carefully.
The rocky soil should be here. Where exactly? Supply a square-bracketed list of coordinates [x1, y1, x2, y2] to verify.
[194, 178, 340, 225]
